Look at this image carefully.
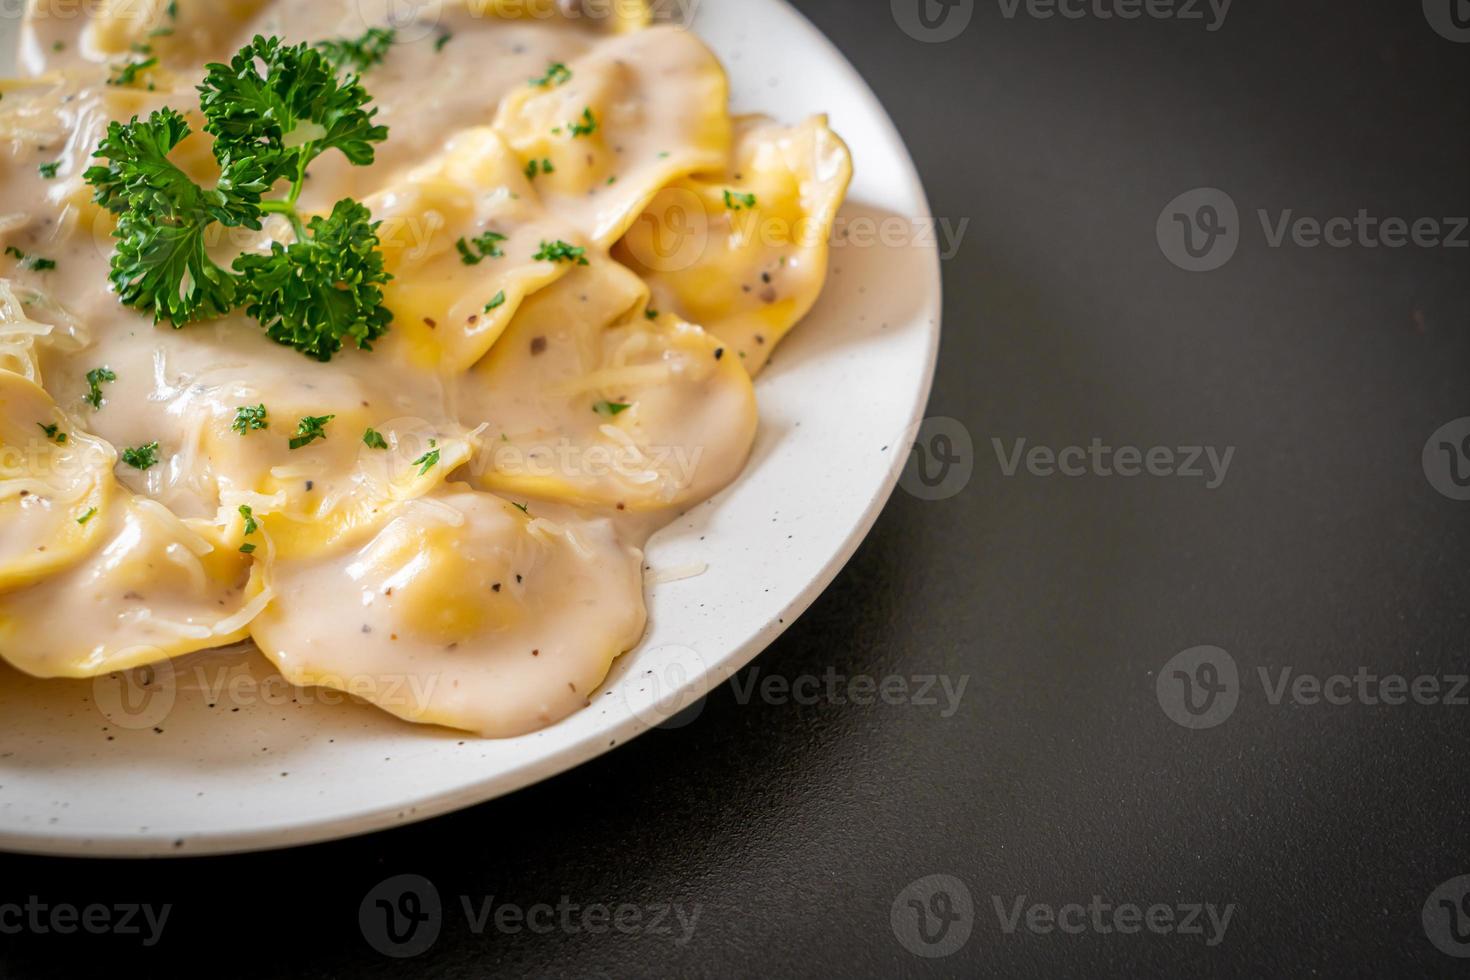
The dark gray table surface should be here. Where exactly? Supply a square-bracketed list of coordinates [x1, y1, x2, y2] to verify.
[3, 0, 1469, 976]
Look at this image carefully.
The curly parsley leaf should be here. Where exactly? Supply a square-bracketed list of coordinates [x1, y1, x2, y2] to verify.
[84, 109, 271, 324]
[235, 199, 393, 361]
[200, 35, 388, 181]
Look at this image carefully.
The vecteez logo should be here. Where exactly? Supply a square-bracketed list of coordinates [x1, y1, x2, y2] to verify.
[1423, 0, 1470, 42]
[1156, 645, 1239, 729]
[1156, 188, 1241, 272]
[359, 875, 701, 957]
[1159, 188, 1470, 271]
[623, 644, 711, 730]
[892, 0, 976, 42]
[891, 874, 976, 957]
[92, 655, 176, 732]
[1424, 875, 1470, 957]
[891, 874, 1236, 956]
[1423, 418, 1470, 501]
[899, 416, 975, 501]
[998, 0, 1232, 31]
[0, 898, 172, 946]
[1158, 647, 1470, 728]
[359, 875, 443, 959]
[376, 0, 442, 42]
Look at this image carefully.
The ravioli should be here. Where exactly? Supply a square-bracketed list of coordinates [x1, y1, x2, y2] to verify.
[78, 0, 273, 66]
[367, 127, 588, 372]
[465, 256, 759, 513]
[0, 495, 265, 678]
[0, 3, 851, 736]
[250, 488, 646, 736]
[0, 370, 113, 592]
[615, 115, 853, 375]
[493, 25, 731, 246]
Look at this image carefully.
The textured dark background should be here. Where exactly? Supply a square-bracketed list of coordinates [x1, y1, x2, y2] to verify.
[3, 0, 1470, 975]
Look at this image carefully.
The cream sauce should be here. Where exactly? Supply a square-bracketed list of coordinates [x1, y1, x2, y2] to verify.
[0, 0, 849, 735]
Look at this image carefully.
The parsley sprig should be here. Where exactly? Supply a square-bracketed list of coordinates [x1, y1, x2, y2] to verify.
[84, 36, 394, 361]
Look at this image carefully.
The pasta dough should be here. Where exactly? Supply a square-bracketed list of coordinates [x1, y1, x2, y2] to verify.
[0, 0, 851, 735]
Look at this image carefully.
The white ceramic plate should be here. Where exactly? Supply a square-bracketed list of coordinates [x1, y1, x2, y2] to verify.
[0, 0, 940, 856]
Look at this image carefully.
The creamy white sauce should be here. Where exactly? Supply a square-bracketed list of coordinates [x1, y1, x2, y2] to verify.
[0, 0, 849, 735]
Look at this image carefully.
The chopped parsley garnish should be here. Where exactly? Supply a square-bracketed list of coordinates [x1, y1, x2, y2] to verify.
[38, 161, 60, 179]
[593, 400, 631, 417]
[530, 62, 572, 87]
[37, 422, 67, 444]
[484, 291, 506, 313]
[122, 441, 160, 470]
[524, 158, 555, 180]
[567, 107, 597, 138]
[314, 26, 396, 74]
[84, 367, 116, 409]
[239, 542, 257, 554]
[723, 189, 757, 211]
[107, 56, 158, 88]
[232, 404, 269, 434]
[288, 414, 335, 450]
[239, 504, 259, 536]
[645, 308, 658, 320]
[77, 507, 97, 525]
[456, 230, 507, 265]
[362, 428, 388, 450]
[84, 36, 393, 360]
[511, 501, 529, 515]
[411, 439, 440, 476]
[434, 31, 453, 52]
[5, 246, 56, 272]
[533, 240, 588, 265]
